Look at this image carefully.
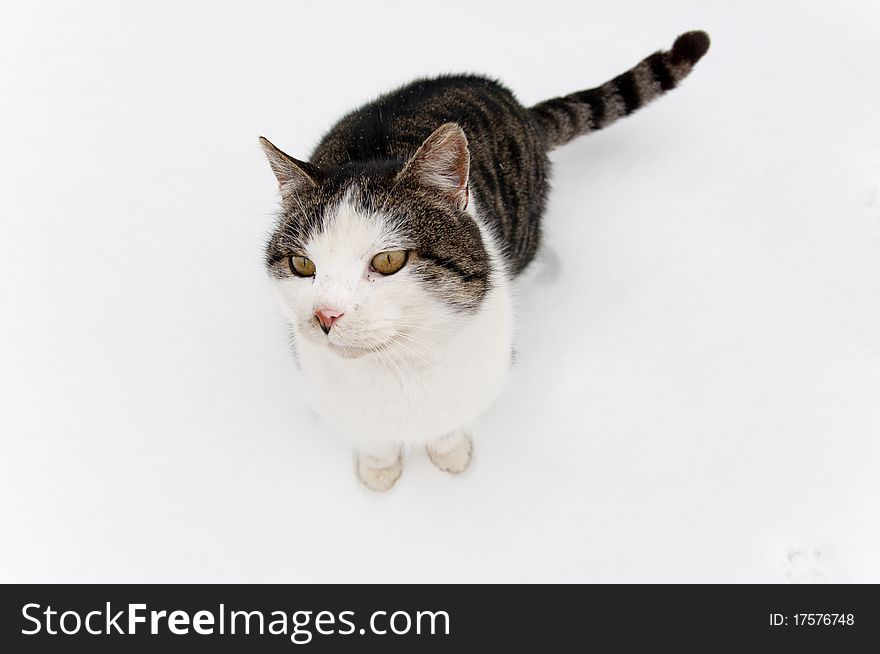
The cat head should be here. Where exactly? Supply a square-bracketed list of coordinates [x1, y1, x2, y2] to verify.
[261, 123, 492, 359]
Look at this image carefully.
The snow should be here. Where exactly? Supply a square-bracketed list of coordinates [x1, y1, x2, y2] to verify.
[1, 0, 878, 582]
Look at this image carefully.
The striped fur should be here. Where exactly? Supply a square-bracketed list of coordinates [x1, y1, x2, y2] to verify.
[304, 75, 549, 278]
[265, 31, 710, 283]
[531, 31, 711, 149]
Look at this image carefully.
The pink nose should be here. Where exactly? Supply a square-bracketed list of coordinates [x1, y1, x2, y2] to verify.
[314, 307, 344, 333]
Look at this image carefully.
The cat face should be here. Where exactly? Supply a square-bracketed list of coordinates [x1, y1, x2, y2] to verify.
[271, 197, 451, 359]
[262, 124, 493, 359]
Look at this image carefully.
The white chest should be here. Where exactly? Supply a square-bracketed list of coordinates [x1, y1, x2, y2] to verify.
[297, 284, 514, 447]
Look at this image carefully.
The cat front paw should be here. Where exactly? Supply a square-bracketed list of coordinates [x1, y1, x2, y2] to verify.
[356, 455, 403, 492]
[427, 431, 473, 474]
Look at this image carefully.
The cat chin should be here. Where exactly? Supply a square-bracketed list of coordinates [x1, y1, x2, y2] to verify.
[326, 343, 374, 359]
[312, 335, 389, 359]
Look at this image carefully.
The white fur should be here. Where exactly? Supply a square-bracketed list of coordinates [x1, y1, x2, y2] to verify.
[273, 194, 513, 466]
[427, 430, 473, 474]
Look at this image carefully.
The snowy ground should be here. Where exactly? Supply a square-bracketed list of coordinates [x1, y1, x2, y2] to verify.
[2, 1, 878, 583]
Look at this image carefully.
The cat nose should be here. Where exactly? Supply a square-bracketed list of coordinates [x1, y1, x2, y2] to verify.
[314, 307, 344, 334]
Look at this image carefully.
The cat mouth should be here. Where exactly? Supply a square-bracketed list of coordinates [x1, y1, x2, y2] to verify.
[326, 341, 379, 359]
[304, 323, 394, 359]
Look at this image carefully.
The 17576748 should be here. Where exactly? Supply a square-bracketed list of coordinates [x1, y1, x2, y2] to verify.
[770, 613, 855, 627]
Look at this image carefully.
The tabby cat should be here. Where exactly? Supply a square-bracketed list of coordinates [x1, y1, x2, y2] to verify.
[261, 31, 710, 490]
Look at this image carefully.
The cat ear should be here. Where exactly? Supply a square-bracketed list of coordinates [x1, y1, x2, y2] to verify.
[259, 136, 319, 197]
[399, 123, 470, 210]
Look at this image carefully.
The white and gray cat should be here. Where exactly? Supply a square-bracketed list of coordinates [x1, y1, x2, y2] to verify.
[261, 31, 710, 490]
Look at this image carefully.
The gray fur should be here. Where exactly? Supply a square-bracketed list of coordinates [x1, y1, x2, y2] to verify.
[262, 31, 710, 308]
[531, 30, 711, 147]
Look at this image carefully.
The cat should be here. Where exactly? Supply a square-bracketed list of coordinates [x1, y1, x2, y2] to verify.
[260, 31, 710, 491]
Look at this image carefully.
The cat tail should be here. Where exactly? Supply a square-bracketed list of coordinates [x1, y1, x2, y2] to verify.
[529, 30, 710, 150]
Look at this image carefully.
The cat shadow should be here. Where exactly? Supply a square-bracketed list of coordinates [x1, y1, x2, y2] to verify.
[521, 246, 562, 286]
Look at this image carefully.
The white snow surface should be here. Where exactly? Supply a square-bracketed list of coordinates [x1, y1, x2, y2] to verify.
[1, 0, 878, 583]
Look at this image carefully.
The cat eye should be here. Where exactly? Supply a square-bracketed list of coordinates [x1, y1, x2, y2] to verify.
[371, 250, 408, 275]
[289, 255, 316, 277]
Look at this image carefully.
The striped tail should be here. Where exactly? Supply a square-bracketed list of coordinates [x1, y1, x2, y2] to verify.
[530, 30, 710, 149]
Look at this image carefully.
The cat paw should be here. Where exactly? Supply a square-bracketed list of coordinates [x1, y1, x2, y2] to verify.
[427, 432, 473, 474]
[357, 456, 403, 492]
